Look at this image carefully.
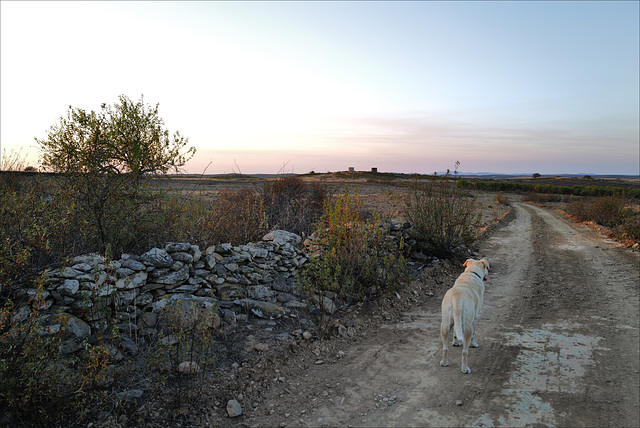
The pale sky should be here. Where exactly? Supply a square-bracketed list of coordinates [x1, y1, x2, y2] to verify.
[1, 1, 639, 175]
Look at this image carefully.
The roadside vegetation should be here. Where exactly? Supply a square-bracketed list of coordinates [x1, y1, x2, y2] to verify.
[566, 196, 640, 242]
[458, 177, 640, 198]
[460, 176, 639, 243]
[403, 174, 480, 257]
[1, 96, 207, 426]
[301, 189, 409, 329]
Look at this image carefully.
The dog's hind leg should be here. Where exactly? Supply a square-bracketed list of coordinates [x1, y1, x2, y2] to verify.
[440, 320, 451, 367]
[470, 330, 479, 348]
[470, 316, 479, 348]
[461, 328, 473, 374]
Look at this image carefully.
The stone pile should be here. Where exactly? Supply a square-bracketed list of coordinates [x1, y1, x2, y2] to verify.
[35, 230, 311, 351]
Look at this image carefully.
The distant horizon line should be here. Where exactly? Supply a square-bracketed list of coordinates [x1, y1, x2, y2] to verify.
[3, 169, 637, 178]
[168, 171, 640, 179]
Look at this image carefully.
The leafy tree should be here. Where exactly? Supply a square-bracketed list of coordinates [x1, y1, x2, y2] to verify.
[532, 173, 541, 179]
[36, 95, 195, 253]
[38, 95, 194, 177]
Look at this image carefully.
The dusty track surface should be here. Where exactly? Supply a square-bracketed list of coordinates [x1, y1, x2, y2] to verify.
[233, 202, 639, 428]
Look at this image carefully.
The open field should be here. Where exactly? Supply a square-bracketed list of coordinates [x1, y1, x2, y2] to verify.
[155, 171, 639, 237]
[106, 173, 638, 428]
[155, 172, 512, 231]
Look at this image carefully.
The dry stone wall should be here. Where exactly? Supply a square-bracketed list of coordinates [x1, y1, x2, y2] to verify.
[27, 221, 414, 353]
[38, 230, 312, 351]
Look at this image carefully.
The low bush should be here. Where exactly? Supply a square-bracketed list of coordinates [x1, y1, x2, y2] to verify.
[566, 196, 640, 241]
[1, 178, 77, 295]
[0, 172, 216, 425]
[263, 176, 327, 237]
[403, 177, 480, 257]
[496, 192, 510, 205]
[0, 175, 190, 300]
[458, 178, 640, 199]
[192, 176, 328, 247]
[0, 277, 121, 426]
[301, 189, 408, 311]
[1, 282, 72, 425]
[146, 299, 219, 408]
[195, 187, 267, 246]
[567, 196, 630, 228]
[523, 192, 565, 203]
[615, 215, 640, 241]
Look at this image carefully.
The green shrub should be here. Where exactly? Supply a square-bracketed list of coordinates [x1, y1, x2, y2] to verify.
[403, 178, 480, 257]
[95, 181, 193, 254]
[35, 95, 195, 255]
[0, 178, 77, 293]
[301, 189, 408, 308]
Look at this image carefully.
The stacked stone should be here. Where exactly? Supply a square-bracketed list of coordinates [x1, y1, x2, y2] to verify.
[32, 224, 422, 354]
[38, 230, 309, 349]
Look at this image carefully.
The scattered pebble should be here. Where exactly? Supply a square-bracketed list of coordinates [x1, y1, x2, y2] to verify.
[226, 399, 243, 417]
[254, 343, 270, 352]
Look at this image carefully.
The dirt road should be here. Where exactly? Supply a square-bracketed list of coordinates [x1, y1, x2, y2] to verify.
[240, 202, 639, 428]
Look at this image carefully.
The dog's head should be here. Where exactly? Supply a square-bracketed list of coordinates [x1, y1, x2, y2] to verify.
[463, 258, 490, 281]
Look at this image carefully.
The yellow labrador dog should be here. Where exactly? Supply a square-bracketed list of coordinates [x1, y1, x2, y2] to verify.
[440, 258, 490, 374]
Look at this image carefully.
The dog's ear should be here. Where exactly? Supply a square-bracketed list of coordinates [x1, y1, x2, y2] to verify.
[481, 259, 490, 270]
[463, 259, 473, 267]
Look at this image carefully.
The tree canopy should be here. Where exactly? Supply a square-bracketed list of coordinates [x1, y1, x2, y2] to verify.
[37, 95, 195, 177]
